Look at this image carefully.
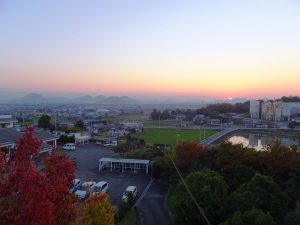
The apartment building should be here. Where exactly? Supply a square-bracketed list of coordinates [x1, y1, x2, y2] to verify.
[250, 99, 300, 121]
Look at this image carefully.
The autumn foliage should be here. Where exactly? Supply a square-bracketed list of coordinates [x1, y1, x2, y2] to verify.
[43, 152, 78, 225]
[0, 127, 77, 225]
[174, 141, 207, 172]
[79, 193, 115, 225]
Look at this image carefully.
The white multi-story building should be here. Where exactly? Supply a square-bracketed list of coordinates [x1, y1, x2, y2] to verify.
[282, 102, 300, 121]
[250, 99, 300, 121]
[249, 100, 262, 119]
[261, 100, 282, 121]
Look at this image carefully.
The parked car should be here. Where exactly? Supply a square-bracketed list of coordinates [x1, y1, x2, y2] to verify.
[93, 181, 108, 194]
[122, 186, 137, 202]
[75, 181, 96, 199]
[69, 179, 81, 193]
[104, 140, 117, 147]
[63, 143, 75, 151]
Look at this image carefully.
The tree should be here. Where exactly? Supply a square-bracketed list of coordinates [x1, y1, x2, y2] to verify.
[151, 156, 176, 183]
[75, 119, 85, 129]
[150, 109, 162, 120]
[38, 114, 51, 129]
[79, 194, 115, 225]
[0, 127, 78, 225]
[222, 190, 260, 218]
[262, 144, 300, 182]
[172, 170, 228, 225]
[209, 143, 264, 189]
[0, 127, 54, 225]
[114, 143, 129, 156]
[284, 201, 300, 225]
[43, 151, 78, 225]
[58, 135, 75, 144]
[222, 208, 277, 225]
[173, 142, 207, 173]
[241, 173, 289, 223]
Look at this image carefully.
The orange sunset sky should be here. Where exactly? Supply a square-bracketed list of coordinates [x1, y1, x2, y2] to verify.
[0, 0, 300, 101]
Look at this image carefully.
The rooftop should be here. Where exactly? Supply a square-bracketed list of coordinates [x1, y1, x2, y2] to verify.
[0, 128, 57, 147]
[99, 157, 150, 164]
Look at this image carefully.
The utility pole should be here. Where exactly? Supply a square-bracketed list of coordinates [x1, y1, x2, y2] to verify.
[159, 115, 160, 129]
[199, 127, 201, 142]
[54, 113, 57, 131]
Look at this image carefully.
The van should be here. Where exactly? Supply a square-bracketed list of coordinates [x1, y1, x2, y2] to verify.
[122, 186, 137, 202]
[63, 143, 75, 151]
[93, 181, 109, 194]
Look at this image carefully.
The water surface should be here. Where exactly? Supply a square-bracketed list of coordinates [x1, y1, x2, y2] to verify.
[226, 133, 300, 150]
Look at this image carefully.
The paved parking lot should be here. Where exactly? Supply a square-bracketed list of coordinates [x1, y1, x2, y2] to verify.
[65, 144, 151, 206]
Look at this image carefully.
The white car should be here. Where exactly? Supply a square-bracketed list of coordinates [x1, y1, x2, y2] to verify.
[63, 143, 76, 151]
[69, 179, 81, 193]
[122, 186, 137, 202]
[93, 181, 109, 194]
[75, 181, 96, 199]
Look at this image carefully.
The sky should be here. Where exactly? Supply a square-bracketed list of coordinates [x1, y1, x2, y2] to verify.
[0, 0, 300, 101]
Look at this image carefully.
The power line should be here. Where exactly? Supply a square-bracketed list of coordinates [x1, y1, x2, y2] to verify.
[167, 153, 212, 225]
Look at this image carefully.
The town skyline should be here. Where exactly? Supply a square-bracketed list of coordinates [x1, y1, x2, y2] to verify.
[1, 0, 300, 100]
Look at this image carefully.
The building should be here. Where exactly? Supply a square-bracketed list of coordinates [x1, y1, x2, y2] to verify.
[261, 100, 282, 121]
[0, 128, 58, 160]
[250, 99, 300, 121]
[193, 114, 206, 122]
[176, 114, 186, 121]
[0, 115, 17, 128]
[121, 122, 144, 133]
[249, 100, 263, 119]
[282, 102, 300, 121]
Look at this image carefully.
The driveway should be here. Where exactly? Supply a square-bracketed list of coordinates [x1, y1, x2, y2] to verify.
[135, 180, 172, 225]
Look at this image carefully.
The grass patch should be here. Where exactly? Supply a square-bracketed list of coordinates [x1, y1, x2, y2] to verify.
[117, 209, 137, 225]
[132, 128, 216, 146]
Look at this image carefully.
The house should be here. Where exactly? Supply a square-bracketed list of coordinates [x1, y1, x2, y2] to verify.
[193, 114, 205, 122]
[0, 128, 58, 160]
[121, 122, 144, 133]
[0, 115, 17, 128]
[69, 132, 91, 145]
[176, 114, 186, 121]
[206, 118, 221, 125]
[108, 128, 129, 138]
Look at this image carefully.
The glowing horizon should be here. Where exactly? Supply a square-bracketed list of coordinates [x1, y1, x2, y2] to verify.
[1, 0, 300, 100]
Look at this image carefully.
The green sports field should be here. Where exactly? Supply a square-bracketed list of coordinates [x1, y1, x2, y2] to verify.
[132, 128, 216, 146]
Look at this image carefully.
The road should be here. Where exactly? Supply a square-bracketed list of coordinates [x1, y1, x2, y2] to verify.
[135, 180, 172, 225]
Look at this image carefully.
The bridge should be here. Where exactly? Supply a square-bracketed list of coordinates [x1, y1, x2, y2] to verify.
[201, 127, 300, 147]
[201, 128, 238, 147]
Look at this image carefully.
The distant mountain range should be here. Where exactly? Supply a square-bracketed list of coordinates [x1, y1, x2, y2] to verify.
[12, 93, 138, 104]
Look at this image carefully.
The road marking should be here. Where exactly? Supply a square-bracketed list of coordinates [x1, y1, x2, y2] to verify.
[134, 179, 153, 207]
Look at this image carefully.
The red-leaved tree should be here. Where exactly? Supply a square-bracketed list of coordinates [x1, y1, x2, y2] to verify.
[174, 141, 208, 172]
[0, 127, 78, 225]
[0, 127, 54, 225]
[44, 152, 78, 225]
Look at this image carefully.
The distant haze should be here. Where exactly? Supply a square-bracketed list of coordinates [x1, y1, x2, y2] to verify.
[1, 1, 300, 99]
[0, 91, 230, 103]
